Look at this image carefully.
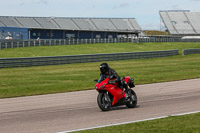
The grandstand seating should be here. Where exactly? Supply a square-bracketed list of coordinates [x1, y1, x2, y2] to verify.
[185, 12, 200, 34]
[110, 19, 133, 30]
[91, 18, 116, 31]
[160, 10, 200, 35]
[0, 17, 21, 27]
[34, 17, 59, 29]
[128, 19, 141, 31]
[72, 18, 97, 30]
[15, 17, 42, 28]
[54, 18, 79, 30]
[0, 16, 141, 32]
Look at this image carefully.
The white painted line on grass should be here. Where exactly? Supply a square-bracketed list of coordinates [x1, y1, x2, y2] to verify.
[56, 110, 200, 133]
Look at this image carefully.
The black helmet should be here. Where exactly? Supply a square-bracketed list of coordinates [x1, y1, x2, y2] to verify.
[100, 63, 109, 74]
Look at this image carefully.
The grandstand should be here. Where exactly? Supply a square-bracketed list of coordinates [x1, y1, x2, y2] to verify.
[0, 16, 141, 39]
[160, 10, 200, 36]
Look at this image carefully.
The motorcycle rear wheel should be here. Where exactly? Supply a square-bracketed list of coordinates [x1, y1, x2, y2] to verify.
[126, 89, 137, 108]
[97, 92, 112, 111]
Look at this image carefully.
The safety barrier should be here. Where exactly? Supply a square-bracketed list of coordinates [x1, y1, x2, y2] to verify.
[0, 50, 179, 68]
[182, 49, 200, 55]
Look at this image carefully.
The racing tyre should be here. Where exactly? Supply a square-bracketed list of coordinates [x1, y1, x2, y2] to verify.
[97, 92, 111, 111]
[126, 89, 137, 108]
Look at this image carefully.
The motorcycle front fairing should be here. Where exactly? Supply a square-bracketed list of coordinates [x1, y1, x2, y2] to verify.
[108, 85, 125, 105]
[95, 75, 125, 106]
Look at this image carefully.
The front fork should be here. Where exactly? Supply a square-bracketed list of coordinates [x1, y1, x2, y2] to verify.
[104, 92, 111, 102]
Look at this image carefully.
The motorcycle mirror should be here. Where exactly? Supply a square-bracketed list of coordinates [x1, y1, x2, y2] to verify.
[94, 79, 98, 82]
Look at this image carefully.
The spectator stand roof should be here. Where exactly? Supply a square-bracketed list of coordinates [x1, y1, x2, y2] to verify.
[0, 16, 142, 33]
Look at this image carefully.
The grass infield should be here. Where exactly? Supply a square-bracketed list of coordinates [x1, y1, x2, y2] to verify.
[74, 112, 200, 133]
[0, 42, 200, 58]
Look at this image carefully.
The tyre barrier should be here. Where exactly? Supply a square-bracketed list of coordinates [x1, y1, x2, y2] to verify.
[0, 50, 179, 68]
[183, 49, 200, 55]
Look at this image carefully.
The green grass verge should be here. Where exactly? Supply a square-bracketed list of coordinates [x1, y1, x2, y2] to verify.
[75, 112, 200, 133]
[0, 54, 200, 98]
[0, 42, 200, 58]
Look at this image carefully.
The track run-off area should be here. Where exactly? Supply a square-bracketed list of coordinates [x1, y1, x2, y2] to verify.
[0, 78, 200, 133]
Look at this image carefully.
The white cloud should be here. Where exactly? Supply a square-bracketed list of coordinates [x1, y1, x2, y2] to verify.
[32, 0, 48, 5]
[112, 3, 129, 10]
[119, 3, 129, 8]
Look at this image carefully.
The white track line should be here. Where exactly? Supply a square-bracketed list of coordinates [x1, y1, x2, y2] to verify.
[56, 110, 200, 133]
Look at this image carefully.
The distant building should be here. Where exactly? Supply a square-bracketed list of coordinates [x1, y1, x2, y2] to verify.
[0, 16, 142, 39]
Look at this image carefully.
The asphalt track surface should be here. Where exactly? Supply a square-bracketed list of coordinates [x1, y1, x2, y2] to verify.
[0, 78, 200, 133]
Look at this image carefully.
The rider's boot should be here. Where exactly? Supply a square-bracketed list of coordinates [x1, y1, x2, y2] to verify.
[123, 84, 129, 100]
[120, 85, 124, 90]
[124, 83, 128, 92]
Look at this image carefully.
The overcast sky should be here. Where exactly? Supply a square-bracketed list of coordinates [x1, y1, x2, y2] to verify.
[0, 0, 200, 30]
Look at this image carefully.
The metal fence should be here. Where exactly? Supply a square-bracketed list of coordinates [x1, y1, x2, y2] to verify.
[0, 38, 131, 50]
[1, 37, 200, 50]
[0, 50, 179, 68]
[137, 37, 200, 43]
[183, 49, 200, 55]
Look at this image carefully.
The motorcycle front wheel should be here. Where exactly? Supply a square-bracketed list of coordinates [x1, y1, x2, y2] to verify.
[97, 92, 112, 111]
[126, 89, 137, 108]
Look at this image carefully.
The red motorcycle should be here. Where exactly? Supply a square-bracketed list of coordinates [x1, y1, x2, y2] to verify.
[94, 75, 137, 111]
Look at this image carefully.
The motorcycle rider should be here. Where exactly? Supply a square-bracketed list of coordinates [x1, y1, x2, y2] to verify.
[99, 63, 128, 92]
